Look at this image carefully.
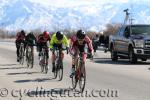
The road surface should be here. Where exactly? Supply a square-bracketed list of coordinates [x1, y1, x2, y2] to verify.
[0, 41, 150, 100]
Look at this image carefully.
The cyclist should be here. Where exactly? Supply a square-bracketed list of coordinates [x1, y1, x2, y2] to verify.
[15, 30, 26, 62]
[69, 30, 94, 78]
[49, 31, 69, 72]
[92, 34, 99, 53]
[25, 32, 37, 62]
[37, 31, 51, 65]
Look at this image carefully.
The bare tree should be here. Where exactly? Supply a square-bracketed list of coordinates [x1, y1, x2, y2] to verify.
[104, 23, 121, 36]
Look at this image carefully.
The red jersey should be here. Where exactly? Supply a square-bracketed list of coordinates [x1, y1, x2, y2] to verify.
[70, 35, 93, 53]
[37, 34, 50, 43]
[16, 32, 26, 42]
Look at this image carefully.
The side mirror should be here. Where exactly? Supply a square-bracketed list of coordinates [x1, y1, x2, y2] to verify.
[124, 32, 130, 38]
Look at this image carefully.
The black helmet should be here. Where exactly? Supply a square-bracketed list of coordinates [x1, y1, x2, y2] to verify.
[56, 31, 63, 40]
[21, 30, 24, 33]
[21, 30, 26, 35]
[76, 30, 85, 39]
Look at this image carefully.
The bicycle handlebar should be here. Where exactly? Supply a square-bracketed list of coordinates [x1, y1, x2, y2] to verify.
[51, 47, 69, 54]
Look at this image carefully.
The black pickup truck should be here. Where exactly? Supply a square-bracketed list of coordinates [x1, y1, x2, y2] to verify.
[109, 24, 150, 63]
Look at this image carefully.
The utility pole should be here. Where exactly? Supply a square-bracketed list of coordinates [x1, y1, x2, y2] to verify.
[123, 8, 130, 25]
[130, 18, 135, 25]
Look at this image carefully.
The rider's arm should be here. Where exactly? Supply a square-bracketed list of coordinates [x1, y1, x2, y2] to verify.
[49, 34, 55, 49]
[69, 36, 76, 55]
[32, 34, 37, 45]
[85, 36, 93, 53]
[62, 35, 69, 48]
[48, 35, 51, 42]
[16, 32, 20, 41]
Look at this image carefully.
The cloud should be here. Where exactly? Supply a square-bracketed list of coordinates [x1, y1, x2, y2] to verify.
[2, 0, 150, 32]
[28, 0, 130, 8]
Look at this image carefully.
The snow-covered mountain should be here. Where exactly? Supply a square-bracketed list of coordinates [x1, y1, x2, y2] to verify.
[1, 0, 150, 32]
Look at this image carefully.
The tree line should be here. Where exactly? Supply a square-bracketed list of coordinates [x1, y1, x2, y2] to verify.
[0, 23, 121, 39]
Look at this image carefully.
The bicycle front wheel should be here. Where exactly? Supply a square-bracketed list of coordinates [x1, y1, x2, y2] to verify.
[79, 62, 86, 93]
[71, 66, 78, 89]
[58, 64, 63, 81]
[53, 66, 58, 79]
[19, 47, 24, 65]
[29, 52, 34, 68]
[44, 54, 48, 74]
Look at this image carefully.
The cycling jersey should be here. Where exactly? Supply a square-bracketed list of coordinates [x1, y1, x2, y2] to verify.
[16, 32, 26, 42]
[70, 35, 93, 53]
[25, 33, 36, 45]
[49, 33, 69, 49]
[37, 34, 51, 44]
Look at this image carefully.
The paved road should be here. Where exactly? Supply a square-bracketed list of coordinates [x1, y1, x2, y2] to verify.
[0, 41, 150, 100]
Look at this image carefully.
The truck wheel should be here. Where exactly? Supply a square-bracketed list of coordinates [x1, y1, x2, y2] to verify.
[129, 48, 137, 63]
[111, 47, 118, 61]
[141, 58, 147, 61]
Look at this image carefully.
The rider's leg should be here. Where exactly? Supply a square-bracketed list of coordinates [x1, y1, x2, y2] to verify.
[38, 44, 42, 59]
[31, 46, 34, 64]
[26, 46, 28, 61]
[70, 50, 78, 78]
[61, 51, 64, 60]
[52, 51, 56, 72]
[82, 52, 87, 63]
[23, 41, 26, 56]
[46, 50, 49, 65]
[16, 42, 20, 62]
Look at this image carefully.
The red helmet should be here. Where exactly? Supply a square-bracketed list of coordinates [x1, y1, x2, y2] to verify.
[43, 31, 49, 38]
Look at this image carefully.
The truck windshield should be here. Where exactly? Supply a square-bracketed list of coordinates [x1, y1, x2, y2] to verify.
[131, 25, 150, 35]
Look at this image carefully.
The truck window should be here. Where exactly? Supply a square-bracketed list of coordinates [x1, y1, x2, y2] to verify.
[124, 27, 130, 38]
[131, 25, 150, 35]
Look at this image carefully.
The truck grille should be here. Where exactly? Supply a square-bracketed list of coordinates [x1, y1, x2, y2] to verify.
[145, 40, 150, 48]
[144, 51, 150, 54]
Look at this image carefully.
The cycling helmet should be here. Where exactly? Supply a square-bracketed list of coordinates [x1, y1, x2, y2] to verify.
[21, 30, 26, 35]
[56, 31, 63, 40]
[76, 30, 85, 39]
[43, 31, 49, 38]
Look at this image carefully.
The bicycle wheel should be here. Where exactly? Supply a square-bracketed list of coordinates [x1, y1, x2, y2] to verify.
[29, 52, 34, 68]
[53, 60, 58, 79]
[58, 61, 63, 81]
[19, 47, 22, 64]
[19, 46, 24, 65]
[30, 54, 34, 68]
[40, 55, 44, 73]
[71, 59, 78, 89]
[40, 61, 44, 73]
[26, 51, 30, 68]
[79, 62, 86, 93]
[71, 69, 77, 89]
[44, 53, 48, 74]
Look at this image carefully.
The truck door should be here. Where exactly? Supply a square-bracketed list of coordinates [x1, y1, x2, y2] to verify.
[121, 27, 130, 53]
[114, 26, 126, 53]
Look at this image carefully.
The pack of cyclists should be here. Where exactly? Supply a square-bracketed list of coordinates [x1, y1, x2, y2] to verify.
[15, 29, 93, 77]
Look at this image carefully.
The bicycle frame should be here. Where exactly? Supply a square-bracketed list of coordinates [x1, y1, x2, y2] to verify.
[26, 44, 34, 68]
[56, 48, 63, 67]
[40, 46, 48, 73]
[53, 47, 66, 81]
[76, 53, 84, 80]
[72, 52, 86, 93]
[19, 42, 25, 65]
